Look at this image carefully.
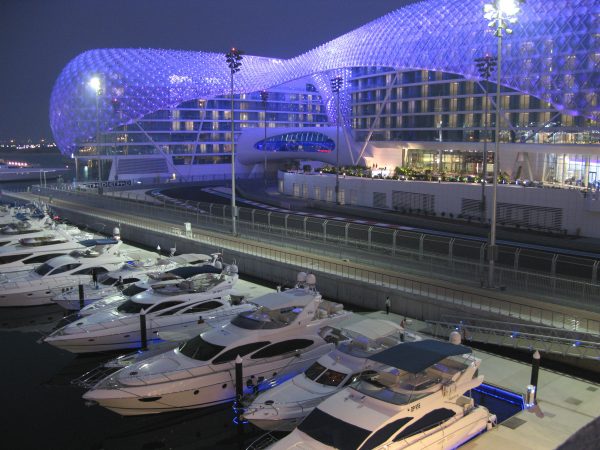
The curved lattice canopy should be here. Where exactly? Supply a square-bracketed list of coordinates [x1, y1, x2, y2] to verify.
[50, 0, 600, 153]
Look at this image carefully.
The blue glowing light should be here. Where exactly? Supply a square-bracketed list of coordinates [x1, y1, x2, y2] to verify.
[50, 0, 600, 153]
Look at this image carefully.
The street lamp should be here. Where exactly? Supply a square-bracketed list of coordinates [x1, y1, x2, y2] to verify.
[484, 0, 523, 286]
[260, 90, 269, 187]
[88, 76, 102, 183]
[225, 48, 243, 236]
[330, 76, 343, 204]
[474, 54, 497, 221]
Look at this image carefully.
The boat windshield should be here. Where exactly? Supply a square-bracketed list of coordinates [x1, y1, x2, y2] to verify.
[179, 335, 225, 361]
[116, 299, 149, 314]
[35, 262, 53, 276]
[352, 370, 441, 405]
[305, 362, 348, 387]
[20, 237, 66, 246]
[121, 284, 147, 296]
[231, 306, 297, 330]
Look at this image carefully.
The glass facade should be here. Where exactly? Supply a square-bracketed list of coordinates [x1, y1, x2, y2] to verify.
[49, 0, 600, 184]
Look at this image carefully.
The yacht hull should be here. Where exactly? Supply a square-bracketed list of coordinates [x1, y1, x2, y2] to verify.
[0, 285, 69, 307]
[45, 318, 213, 353]
[389, 406, 493, 449]
[84, 345, 332, 415]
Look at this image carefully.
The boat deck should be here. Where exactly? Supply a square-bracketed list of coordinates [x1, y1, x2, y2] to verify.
[361, 310, 599, 450]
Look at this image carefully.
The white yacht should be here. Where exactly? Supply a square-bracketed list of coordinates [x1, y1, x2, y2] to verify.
[0, 228, 95, 273]
[81, 273, 352, 416]
[269, 339, 495, 450]
[243, 318, 422, 431]
[44, 264, 243, 353]
[52, 253, 221, 311]
[74, 255, 225, 315]
[0, 238, 125, 307]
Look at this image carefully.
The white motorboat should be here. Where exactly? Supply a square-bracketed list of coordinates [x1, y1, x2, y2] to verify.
[52, 253, 221, 311]
[243, 318, 422, 431]
[0, 215, 53, 236]
[81, 272, 352, 416]
[269, 339, 495, 450]
[0, 204, 46, 225]
[74, 254, 225, 315]
[0, 228, 96, 273]
[0, 238, 125, 307]
[44, 264, 243, 353]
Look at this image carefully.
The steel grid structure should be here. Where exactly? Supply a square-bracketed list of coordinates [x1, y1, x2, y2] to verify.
[50, 0, 600, 154]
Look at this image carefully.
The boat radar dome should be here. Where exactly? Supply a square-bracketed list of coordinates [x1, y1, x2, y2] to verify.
[306, 273, 317, 287]
[297, 272, 308, 284]
[449, 330, 462, 345]
[228, 264, 238, 274]
[112, 227, 121, 240]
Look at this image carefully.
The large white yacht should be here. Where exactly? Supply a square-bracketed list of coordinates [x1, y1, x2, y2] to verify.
[81, 273, 352, 415]
[0, 238, 125, 307]
[269, 339, 495, 450]
[0, 228, 96, 273]
[44, 264, 243, 353]
[74, 256, 225, 316]
[243, 318, 422, 432]
[51, 253, 221, 311]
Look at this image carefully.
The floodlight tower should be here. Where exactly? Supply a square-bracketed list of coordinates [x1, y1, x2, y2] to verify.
[474, 54, 497, 220]
[483, 0, 523, 286]
[225, 48, 243, 236]
[330, 76, 343, 204]
[260, 90, 269, 187]
[88, 76, 102, 182]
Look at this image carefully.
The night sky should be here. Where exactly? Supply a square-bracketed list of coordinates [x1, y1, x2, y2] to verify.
[0, 0, 414, 143]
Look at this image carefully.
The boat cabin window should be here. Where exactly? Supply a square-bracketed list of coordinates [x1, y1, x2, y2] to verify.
[305, 361, 327, 381]
[121, 284, 147, 297]
[212, 341, 269, 365]
[34, 262, 54, 276]
[392, 408, 456, 442]
[116, 300, 149, 314]
[359, 417, 413, 450]
[72, 266, 108, 276]
[146, 301, 184, 314]
[183, 300, 224, 314]
[0, 253, 31, 264]
[52, 263, 84, 275]
[314, 368, 348, 387]
[22, 253, 64, 264]
[298, 408, 370, 450]
[250, 339, 314, 359]
[179, 335, 225, 361]
[99, 275, 118, 286]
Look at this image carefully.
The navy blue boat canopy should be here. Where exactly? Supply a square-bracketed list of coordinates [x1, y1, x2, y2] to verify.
[368, 340, 472, 374]
[78, 238, 120, 247]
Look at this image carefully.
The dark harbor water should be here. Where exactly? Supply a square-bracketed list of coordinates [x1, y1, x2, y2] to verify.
[0, 305, 268, 450]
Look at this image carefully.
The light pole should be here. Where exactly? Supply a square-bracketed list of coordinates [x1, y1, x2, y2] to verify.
[484, 0, 523, 286]
[88, 76, 102, 182]
[260, 90, 269, 187]
[330, 76, 343, 204]
[225, 48, 243, 236]
[475, 54, 497, 221]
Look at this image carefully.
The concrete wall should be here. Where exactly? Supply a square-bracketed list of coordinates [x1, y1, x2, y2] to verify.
[281, 172, 600, 238]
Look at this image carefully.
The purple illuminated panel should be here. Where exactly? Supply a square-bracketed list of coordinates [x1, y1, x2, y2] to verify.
[50, 0, 600, 154]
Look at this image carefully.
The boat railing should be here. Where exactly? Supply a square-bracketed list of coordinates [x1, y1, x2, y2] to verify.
[245, 431, 281, 450]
